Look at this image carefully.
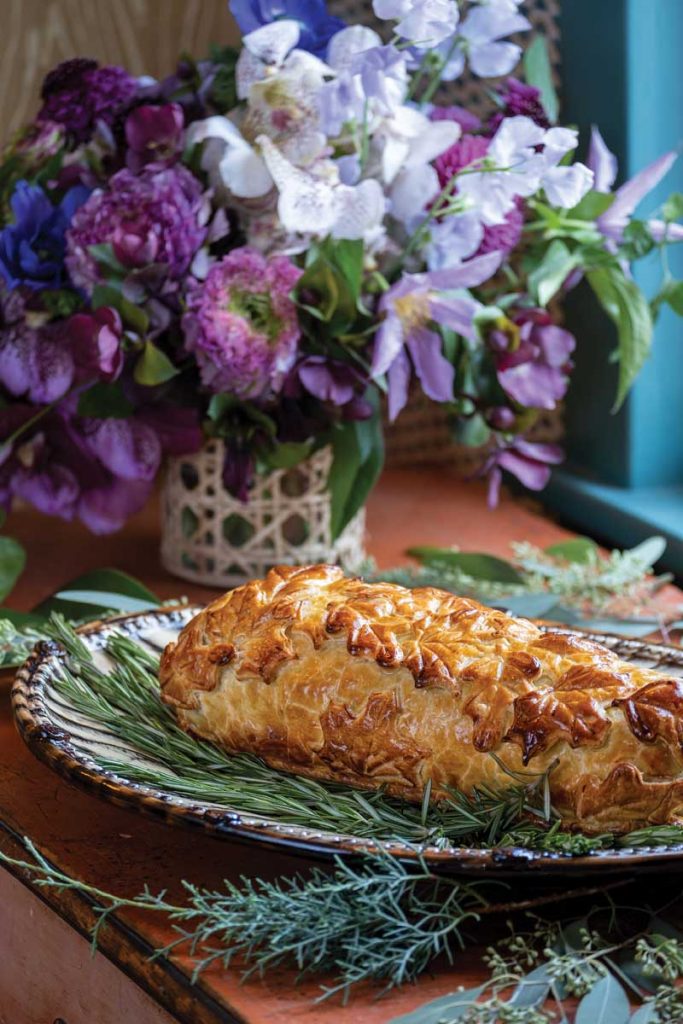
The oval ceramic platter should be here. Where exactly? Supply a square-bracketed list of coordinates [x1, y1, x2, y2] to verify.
[12, 605, 683, 875]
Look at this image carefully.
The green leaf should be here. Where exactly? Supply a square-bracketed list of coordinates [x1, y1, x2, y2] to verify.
[662, 191, 683, 222]
[325, 238, 364, 303]
[77, 381, 134, 418]
[575, 973, 630, 1024]
[0, 536, 26, 603]
[587, 266, 653, 410]
[39, 288, 84, 320]
[523, 35, 559, 124]
[544, 537, 599, 564]
[569, 190, 616, 221]
[134, 340, 179, 386]
[450, 412, 491, 447]
[328, 408, 384, 539]
[92, 283, 149, 336]
[659, 280, 683, 316]
[34, 568, 159, 619]
[528, 239, 579, 306]
[388, 985, 487, 1024]
[0, 609, 45, 627]
[407, 548, 524, 584]
[260, 441, 313, 471]
[88, 243, 127, 277]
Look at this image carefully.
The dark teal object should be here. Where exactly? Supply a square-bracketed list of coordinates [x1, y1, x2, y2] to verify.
[543, 0, 683, 574]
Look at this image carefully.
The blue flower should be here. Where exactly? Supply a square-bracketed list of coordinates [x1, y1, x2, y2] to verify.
[229, 0, 345, 58]
[0, 180, 91, 291]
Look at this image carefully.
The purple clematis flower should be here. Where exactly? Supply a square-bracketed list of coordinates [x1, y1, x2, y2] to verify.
[287, 355, 372, 418]
[491, 309, 575, 411]
[588, 127, 683, 245]
[229, 0, 345, 58]
[482, 437, 564, 507]
[372, 251, 502, 420]
[0, 180, 91, 291]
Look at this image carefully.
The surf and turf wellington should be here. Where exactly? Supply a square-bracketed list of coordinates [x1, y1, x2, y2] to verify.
[160, 565, 683, 834]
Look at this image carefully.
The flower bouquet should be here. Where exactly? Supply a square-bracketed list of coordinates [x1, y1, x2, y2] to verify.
[1, 0, 682, 581]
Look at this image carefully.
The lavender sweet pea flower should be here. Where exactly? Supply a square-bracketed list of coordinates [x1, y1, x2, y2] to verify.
[229, 0, 345, 58]
[483, 437, 564, 507]
[373, 0, 459, 44]
[372, 251, 502, 419]
[0, 181, 91, 291]
[426, 212, 484, 270]
[588, 128, 683, 245]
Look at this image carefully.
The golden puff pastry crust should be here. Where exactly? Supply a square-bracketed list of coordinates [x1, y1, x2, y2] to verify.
[159, 564, 683, 833]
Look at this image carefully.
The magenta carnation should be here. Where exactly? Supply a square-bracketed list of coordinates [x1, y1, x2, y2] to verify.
[183, 247, 303, 400]
[39, 60, 138, 144]
[65, 165, 207, 292]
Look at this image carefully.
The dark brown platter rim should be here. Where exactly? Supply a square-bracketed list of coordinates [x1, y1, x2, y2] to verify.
[11, 606, 683, 875]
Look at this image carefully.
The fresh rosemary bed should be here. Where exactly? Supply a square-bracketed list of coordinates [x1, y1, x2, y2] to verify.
[33, 616, 683, 856]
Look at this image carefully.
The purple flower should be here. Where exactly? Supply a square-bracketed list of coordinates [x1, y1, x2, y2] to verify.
[66, 307, 124, 382]
[77, 477, 154, 534]
[222, 441, 255, 503]
[138, 405, 204, 456]
[288, 355, 371, 417]
[229, 0, 345, 58]
[489, 78, 550, 134]
[587, 127, 683, 245]
[83, 417, 162, 482]
[183, 247, 302, 399]
[491, 309, 575, 410]
[125, 103, 184, 171]
[435, 134, 490, 188]
[371, 252, 502, 419]
[0, 323, 73, 403]
[0, 181, 91, 291]
[483, 437, 564, 507]
[65, 165, 207, 292]
[39, 59, 138, 145]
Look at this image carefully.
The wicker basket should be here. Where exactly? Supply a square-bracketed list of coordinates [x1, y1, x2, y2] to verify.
[160, 442, 366, 587]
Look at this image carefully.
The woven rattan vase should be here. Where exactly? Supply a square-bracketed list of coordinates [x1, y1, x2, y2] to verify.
[160, 441, 366, 587]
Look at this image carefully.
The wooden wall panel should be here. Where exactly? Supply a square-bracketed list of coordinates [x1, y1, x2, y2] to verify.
[0, 0, 240, 143]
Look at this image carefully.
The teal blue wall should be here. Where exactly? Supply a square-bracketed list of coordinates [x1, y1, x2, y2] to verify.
[559, 0, 683, 488]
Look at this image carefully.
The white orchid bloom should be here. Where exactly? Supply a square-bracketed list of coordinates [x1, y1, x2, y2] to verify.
[258, 135, 385, 241]
[186, 116, 272, 200]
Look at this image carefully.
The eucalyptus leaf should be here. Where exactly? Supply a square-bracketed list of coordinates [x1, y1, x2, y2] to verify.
[545, 537, 598, 564]
[388, 985, 487, 1023]
[54, 590, 160, 614]
[627, 536, 666, 568]
[508, 963, 552, 1007]
[494, 593, 562, 618]
[0, 535, 26, 603]
[628, 1005, 658, 1024]
[407, 548, 524, 584]
[134, 340, 180, 386]
[575, 973, 630, 1024]
[523, 35, 559, 123]
[34, 568, 159, 619]
[587, 266, 653, 411]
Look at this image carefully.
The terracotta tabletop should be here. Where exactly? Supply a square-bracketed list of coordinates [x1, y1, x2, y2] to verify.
[1, 470, 680, 1024]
